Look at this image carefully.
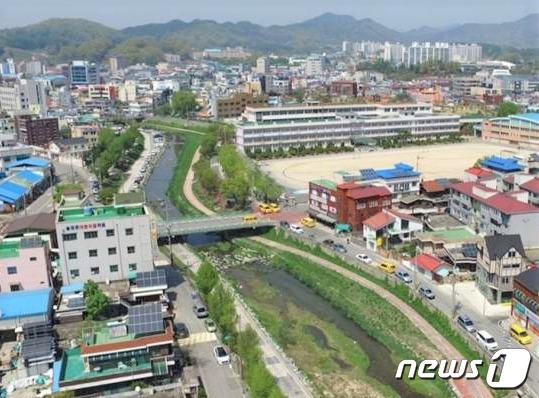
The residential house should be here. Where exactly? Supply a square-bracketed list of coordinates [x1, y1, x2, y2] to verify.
[49, 137, 88, 167]
[363, 208, 423, 251]
[410, 252, 452, 282]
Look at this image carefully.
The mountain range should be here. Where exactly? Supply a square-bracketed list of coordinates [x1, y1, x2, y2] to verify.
[0, 13, 537, 64]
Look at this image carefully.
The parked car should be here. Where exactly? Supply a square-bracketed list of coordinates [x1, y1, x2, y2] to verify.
[280, 221, 290, 229]
[192, 303, 209, 318]
[395, 270, 412, 283]
[332, 243, 347, 253]
[258, 203, 273, 214]
[174, 322, 189, 339]
[205, 319, 217, 333]
[322, 239, 335, 247]
[476, 330, 498, 351]
[290, 224, 304, 234]
[510, 323, 532, 345]
[355, 253, 372, 264]
[457, 314, 476, 333]
[214, 346, 230, 365]
[92, 187, 99, 194]
[378, 262, 396, 274]
[243, 214, 258, 223]
[300, 217, 316, 228]
[418, 285, 435, 300]
[269, 203, 281, 213]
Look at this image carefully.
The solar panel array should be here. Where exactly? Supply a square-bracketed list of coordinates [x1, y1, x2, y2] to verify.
[21, 336, 56, 361]
[360, 169, 378, 180]
[67, 296, 85, 308]
[136, 269, 167, 288]
[128, 302, 164, 335]
[23, 321, 53, 340]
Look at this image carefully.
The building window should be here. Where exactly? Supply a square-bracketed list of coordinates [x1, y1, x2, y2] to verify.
[70, 269, 80, 278]
[106, 229, 115, 237]
[108, 247, 117, 255]
[128, 263, 137, 271]
[127, 246, 135, 254]
[90, 267, 100, 275]
[63, 233, 77, 241]
[7, 266, 17, 275]
[125, 228, 133, 236]
[369, 200, 378, 208]
[110, 264, 118, 272]
[89, 249, 98, 257]
[68, 251, 77, 259]
[29, 257, 37, 262]
[10, 284, 21, 292]
[357, 202, 366, 209]
[84, 231, 98, 239]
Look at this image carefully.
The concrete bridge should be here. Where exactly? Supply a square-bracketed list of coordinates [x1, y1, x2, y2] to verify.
[154, 213, 276, 237]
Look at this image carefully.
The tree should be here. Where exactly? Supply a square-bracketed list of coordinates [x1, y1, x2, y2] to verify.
[221, 175, 250, 209]
[84, 281, 109, 320]
[199, 134, 218, 158]
[207, 283, 236, 337]
[171, 90, 197, 117]
[196, 261, 219, 297]
[497, 101, 519, 117]
[59, 125, 72, 139]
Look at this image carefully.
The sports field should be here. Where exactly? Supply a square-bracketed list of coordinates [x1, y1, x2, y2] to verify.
[260, 141, 532, 190]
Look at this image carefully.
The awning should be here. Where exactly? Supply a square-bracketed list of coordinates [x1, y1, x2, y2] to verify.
[309, 212, 336, 225]
[335, 223, 352, 233]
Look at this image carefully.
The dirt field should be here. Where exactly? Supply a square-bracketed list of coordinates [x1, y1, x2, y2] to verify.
[260, 141, 533, 190]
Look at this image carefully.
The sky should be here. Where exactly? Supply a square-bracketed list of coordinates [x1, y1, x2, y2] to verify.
[2, 0, 538, 30]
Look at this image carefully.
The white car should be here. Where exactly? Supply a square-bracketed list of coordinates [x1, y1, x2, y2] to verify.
[290, 224, 304, 234]
[214, 346, 230, 364]
[355, 253, 372, 264]
[476, 330, 498, 351]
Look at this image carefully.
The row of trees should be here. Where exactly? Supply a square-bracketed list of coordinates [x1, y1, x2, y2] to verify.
[246, 143, 354, 160]
[376, 131, 463, 149]
[195, 262, 284, 398]
[154, 91, 198, 118]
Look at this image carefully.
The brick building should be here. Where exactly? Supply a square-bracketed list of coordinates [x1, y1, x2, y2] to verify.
[330, 81, 358, 97]
[513, 267, 539, 337]
[16, 115, 59, 147]
[214, 92, 266, 119]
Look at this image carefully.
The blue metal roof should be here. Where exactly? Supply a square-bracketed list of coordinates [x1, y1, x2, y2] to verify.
[15, 170, 43, 184]
[52, 360, 62, 393]
[0, 288, 53, 319]
[60, 283, 84, 295]
[0, 181, 28, 196]
[512, 113, 539, 124]
[375, 163, 421, 179]
[482, 156, 524, 172]
[9, 157, 50, 169]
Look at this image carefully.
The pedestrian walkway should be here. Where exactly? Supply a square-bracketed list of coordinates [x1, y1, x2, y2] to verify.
[178, 332, 217, 347]
[119, 129, 153, 193]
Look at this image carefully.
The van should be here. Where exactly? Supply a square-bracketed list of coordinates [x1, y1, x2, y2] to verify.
[378, 262, 395, 274]
[510, 323, 532, 345]
[243, 214, 258, 223]
[300, 217, 316, 228]
[476, 330, 498, 351]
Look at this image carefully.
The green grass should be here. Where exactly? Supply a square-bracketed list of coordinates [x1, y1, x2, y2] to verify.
[192, 180, 219, 212]
[235, 239, 452, 398]
[261, 229, 497, 391]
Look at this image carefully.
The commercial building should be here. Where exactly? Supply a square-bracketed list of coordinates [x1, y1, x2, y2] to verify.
[56, 202, 154, 285]
[476, 234, 526, 304]
[212, 92, 266, 119]
[88, 84, 118, 101]
[236, 103, 459, 153]
[15, 115, 59, 147]
[449, 181, 539, 247]
[513, 267, 539, 337]
[68, 61, 99, 86]
[308, 179, 392, 231]
[0, 79, 47, 115]
[53, 302, 176, 394]
[0, 288, 54, 330]
[0, 236, 52, 292]
[482, 113, 539, 148]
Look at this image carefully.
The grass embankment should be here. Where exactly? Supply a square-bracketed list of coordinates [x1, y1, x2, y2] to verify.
[262, 229, 493, 384]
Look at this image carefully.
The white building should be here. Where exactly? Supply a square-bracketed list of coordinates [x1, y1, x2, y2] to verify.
[256, 57, 269, 74]
[56, 202, 154, 284]
[0, 79, 48, 115]
[305, 55, 324, 77]
[118, 80, 138, 102]
[363, 208, 423, 251]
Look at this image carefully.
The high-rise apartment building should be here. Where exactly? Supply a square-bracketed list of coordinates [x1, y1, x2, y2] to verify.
[305, 55, 324, 77]
[109, 55, 126, 73]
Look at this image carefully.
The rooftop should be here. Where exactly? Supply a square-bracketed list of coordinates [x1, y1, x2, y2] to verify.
[520, 178, 539, 194]
[58, 204, 146, 223]
[0, 241, 19, 258]
[514, 267, 539, 295]
[363, 211, 395, 230]
[0, 288, 52, 319]
[311, 179, 337, 190]
[417, 227, 478, 243]
[481, 156, 524, 173]
[412, 253, 444, 273]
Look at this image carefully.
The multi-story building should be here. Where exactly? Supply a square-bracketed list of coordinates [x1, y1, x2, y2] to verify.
[330, 81, 358, 97]
[513, 267, 539, 337]
[0, 79, 47, 115]
[308, 179, 338, 223]
[71, 122, 101, 147]
[109, 55, 126, 73]
[449, 181, 539, 247]
[363, 208, 423, 251]
[476, 234, 526, 304]
[212, 92, 266, 119]
[404, 42, 450, 67]
[305, 55, 324, 77]
[265, 76, 291, 96]
[49, 138, 89, 166]
[256, 57, 269, 74]
[236, 103, 459, 153]
[118, 80, 138, 103]
[56, 202, 154, 284]
[482, 113, 539, 148]
[68, 61, 99, 86]
[163, 53, 181, 64]
[15, 115, 59, 147]
[452, 76, 483, 97]
[0, 115, 16, 146]
[449, 43, 482, 63]
[88, 84, 118, 101]
[0, 58, 16, 76]
[54, 302, 176, 394]
[24, 60, 43, 76]
[0, 236, 52, 292]
[492, 75, 539, 95]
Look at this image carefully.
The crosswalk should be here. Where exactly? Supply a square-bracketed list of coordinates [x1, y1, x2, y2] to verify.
[178, 332, 217, 347]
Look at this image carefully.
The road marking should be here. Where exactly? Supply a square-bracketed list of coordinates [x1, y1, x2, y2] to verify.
[178, 332, 217, 347]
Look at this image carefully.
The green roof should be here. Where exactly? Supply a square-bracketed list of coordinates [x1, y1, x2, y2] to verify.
[312, 179, 337, 190]
[417, 228, 477, 242]
[0, 241, 19, 258]
[58, 205, 146, 223]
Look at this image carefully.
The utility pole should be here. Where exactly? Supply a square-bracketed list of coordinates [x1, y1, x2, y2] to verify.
[451, 270, 457, 319]
[413, 244, 419, 296]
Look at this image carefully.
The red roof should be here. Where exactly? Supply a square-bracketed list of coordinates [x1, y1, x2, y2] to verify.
[422, 180, 444, 193]
[337, 182, 360, 190]
[363, 211, 395, 230]
[412, 253, 443, 273]
[346, 186, 392, 200]
[521, 178, 539, 194]
[385, 208, 422, 224]
[465, 167, 494, 178]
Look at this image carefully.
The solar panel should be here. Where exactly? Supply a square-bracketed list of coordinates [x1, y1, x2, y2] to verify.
[67, 297, 85, 308]
[360, 169, 378, 180]
[21, 336, 56, 361]
[136, 269, 167, 288]
[128, 302, 164, 335]
[23, 321, 53, 340]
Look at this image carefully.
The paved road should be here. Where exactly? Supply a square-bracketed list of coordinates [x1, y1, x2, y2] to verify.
[156, 214, 275, 236]
[120, 129, 154, 194]
[165, 266, 245, 398]
[289, 224, 539, 397]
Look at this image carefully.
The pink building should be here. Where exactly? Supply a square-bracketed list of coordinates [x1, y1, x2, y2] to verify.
[0, 236, 52, 292]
